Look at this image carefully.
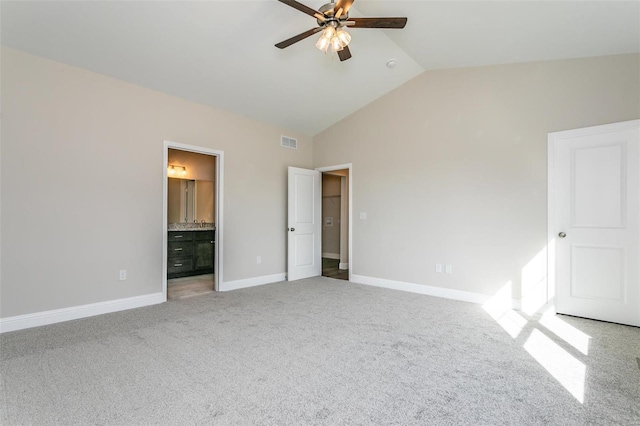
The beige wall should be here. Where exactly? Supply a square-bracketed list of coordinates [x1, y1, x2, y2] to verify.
[168, 149, 216, 182]
[313, 54, 640, 301]
[0, 47, 312, 318]
[2, 47, 638, 319]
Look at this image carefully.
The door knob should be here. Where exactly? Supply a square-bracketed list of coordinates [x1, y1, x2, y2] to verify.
[558, 232, 567, 238]
[290, 228, 295, 232]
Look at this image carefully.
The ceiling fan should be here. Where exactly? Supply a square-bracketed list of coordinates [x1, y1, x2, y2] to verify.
[275, 0, 407, 61]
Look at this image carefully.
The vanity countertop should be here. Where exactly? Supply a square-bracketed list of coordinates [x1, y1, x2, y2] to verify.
[168, 223, 215, 231]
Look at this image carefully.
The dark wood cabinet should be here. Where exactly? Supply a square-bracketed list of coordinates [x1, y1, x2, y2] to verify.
[168, 230, 214, 279]
[194, 242, 213, 269]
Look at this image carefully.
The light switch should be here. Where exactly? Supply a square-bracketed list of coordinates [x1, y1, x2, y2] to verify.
[360, 212, 367, 220]
[435, 264, 443, 273]
[445, 264, 453, 274]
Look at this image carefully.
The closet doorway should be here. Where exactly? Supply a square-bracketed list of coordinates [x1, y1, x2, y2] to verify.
[163, 141, 224, 300]
[319, 166, 351, 281]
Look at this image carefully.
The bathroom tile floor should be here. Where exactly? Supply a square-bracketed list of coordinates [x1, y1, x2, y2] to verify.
[322, 258, 349, 281]
[167, 260, 346, 300]
[168, 274, 214, 300]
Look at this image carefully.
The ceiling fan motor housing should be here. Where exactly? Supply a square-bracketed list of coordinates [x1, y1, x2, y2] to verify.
[317, 2, 348, 25]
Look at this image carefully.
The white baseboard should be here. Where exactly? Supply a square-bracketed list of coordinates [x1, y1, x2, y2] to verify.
[322, 253, 340, 260]
[220, 273, 286, 292]
[350, 274, 491, 305]
[339, 262, 349, 270]
[0, 292, 165, 334]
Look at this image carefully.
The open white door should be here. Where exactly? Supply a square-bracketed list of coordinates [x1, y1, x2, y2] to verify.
[550, 120, 640, 327]
[287, 167, 321, 281]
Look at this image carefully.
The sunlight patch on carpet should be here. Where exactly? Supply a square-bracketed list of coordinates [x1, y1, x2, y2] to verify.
[524, 329, 586, 403]
[539, 310, 591, 355]
[483, 281, 527, 338]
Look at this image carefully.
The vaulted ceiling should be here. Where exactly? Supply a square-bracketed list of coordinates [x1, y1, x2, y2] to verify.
[2, 1, 639, 135]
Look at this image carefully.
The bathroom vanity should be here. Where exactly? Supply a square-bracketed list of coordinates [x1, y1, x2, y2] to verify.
[168, 225, 215, 279]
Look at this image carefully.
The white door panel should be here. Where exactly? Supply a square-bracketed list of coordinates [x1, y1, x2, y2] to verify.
[551, 120, 639, 327]
[287, 167, 321, 281]
[570, 245, 624, 300]
[572, 144, 626, 228]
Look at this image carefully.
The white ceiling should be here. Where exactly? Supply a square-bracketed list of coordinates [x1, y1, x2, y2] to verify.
[2, 1, 639, 136]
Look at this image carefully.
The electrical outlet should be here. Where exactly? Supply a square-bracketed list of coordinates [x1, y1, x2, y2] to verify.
[119, 269, 127, 281]
[445, 264, 453, 274]
[257, 256, 261, 264]
[435, 263, 443, 273]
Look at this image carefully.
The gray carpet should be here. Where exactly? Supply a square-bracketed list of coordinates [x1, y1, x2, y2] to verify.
[1, 277, 639, 425]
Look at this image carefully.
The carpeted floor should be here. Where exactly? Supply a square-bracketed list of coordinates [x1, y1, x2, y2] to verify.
[1, 277, 639, 425]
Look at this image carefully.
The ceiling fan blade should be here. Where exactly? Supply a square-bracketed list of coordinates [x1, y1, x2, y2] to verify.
[277, 0, 323, 18]
[275, 27, 323, 49]
[348, 17, 407, 29]
[334, 0, 355, 16]
[337, 46, 352, 61]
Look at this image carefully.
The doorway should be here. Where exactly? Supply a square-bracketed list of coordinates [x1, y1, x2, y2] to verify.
[321, 170, 349, 280]
[317, 165, 351, 281]
[286, 163, 352, 282]
[163, 141, 224, 300]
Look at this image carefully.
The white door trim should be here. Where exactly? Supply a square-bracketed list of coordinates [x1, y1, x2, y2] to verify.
[163, 141, 224, 296]
[316, 163, 353, 281]
[547, 119, 640, 311]
[339, 175, 349, 270]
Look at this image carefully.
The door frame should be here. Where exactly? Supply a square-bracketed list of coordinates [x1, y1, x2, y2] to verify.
[547, 119, 640, 312]
[316, 163, 353, 281]
[163, 140, 224, 298]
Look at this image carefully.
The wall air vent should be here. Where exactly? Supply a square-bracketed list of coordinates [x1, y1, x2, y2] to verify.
[281, 135, 297, 149]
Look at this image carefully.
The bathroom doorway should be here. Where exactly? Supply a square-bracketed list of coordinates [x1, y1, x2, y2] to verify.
[163, 142, 223, 300]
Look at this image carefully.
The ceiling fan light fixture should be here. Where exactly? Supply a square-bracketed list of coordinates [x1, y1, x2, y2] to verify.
[330, 36, 344, 52]
[316, 25, 338, 53]
[336, 28, 351, 46]
[315, 35, 331, 52]
[322, 26, 336, 39]
[316, 24, 351, 54]
[275, 0, 408, 62]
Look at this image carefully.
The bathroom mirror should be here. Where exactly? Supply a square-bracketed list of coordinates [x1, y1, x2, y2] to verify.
[167, 178, 214, 223]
